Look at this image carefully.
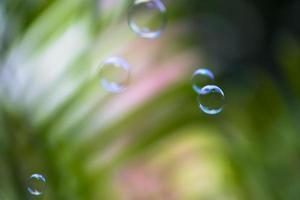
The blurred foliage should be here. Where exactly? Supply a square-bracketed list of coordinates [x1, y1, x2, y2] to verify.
[0, 0, 300, 199]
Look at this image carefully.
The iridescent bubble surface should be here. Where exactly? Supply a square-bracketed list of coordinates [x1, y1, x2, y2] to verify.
[128, 0, 167, 39]
[197, 85, 225, 115]
[99, 57, 130, 93]
[192, 68, 215, 93]
[27, 174, 46, 196]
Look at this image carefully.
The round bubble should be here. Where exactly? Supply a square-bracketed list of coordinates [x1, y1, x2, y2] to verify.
[27, 174, 46, 196]
[99, 57, 130, 93]
[128, 0, 167, 39]
[192, 68, 215, 93]
[197, 85, 225, 115]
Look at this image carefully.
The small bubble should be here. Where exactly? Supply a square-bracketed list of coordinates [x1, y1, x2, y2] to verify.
[128, 0, 167, 39]
[197, 85, 225, 115]
[27, 174, 46, 196]
[99, 57, 130, 93]
[192, 68, 215, 93]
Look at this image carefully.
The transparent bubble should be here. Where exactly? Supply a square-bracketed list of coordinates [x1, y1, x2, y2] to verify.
[128, 0, 167, 39]
[192, 68, 215, 93]
[99, 57, 130, 93]
[27, 174, 46, 196]
[197, 85, 225, 115]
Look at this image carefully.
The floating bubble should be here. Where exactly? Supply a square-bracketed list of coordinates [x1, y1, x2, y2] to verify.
[197, 85, 225, 115]
[192, 68, 215, 93]
[128, 0, 167, 39]
[27, 174, 46, 196]
[99, 57, 130, 93]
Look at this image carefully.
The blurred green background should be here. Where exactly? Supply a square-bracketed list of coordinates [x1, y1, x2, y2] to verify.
[0, 0, 300, 199]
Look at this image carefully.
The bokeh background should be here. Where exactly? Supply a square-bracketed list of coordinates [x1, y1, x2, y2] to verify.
[0, 0, 300, 199]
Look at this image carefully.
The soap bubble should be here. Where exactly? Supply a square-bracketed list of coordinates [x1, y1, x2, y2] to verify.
[27, 174, 46, 196]
[99, 57, 130, 93]
[197, 85, 225, 115]
[192, 68, 215, 93]
[128, 0, 167, 39]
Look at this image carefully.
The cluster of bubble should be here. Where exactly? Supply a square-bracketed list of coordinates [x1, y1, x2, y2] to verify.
[192, 69, 225, 115]
[99, 0, 167, 93]
[28, 1, 224, 195]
